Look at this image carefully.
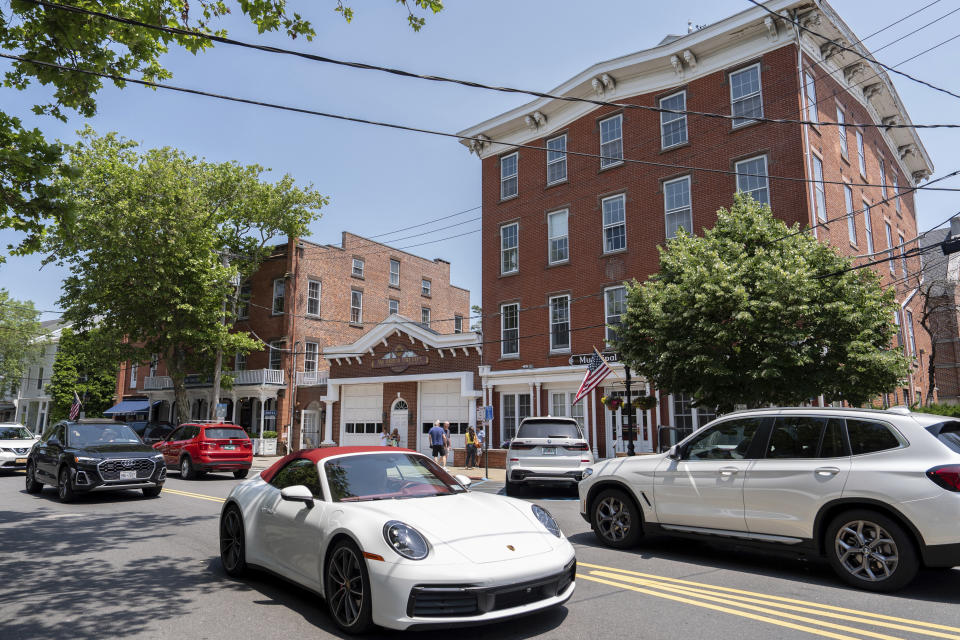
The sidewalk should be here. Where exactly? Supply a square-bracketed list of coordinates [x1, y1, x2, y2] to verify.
[251, 455, 282, 470]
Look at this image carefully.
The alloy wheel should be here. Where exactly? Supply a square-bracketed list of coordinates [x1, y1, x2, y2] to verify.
[834, 519, 899, 582]
[596, 495, 631, 542]
[220, 509, 244, 575]
[328, 546, 364, 628]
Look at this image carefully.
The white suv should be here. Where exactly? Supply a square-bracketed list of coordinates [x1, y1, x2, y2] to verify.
[506, 416, 594, 496]
[578, 407, 960, 591]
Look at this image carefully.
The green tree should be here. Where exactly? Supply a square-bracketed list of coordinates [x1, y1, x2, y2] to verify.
[1, 0, 442, 256]
[0, 289, 44, 397]
[45, 130, 326, 424]
[47, 326, 118, 421]
[616, 195, 909, 412]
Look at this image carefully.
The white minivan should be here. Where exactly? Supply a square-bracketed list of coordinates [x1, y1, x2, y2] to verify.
[506, 416, 594, 495]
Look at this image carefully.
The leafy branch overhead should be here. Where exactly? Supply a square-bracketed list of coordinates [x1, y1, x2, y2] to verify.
[615, 195, 909, 412]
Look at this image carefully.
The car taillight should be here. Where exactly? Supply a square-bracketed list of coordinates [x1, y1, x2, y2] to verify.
[511, 443, 535, 450]
[563, 443, 589, 451]
[241, 441, 251, 448]
[927, 465, 960, 492]
[200, 441, 216, 450]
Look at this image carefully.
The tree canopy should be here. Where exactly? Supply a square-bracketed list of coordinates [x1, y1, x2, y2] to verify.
[0, 289, 44, 397]
[616, 195, 909, 412]
[47, 326, 118, 421]
[45, 129, 326, 423]
[0, 0, 442, 256]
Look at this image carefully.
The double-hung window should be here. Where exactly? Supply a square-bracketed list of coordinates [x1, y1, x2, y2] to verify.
[735, 155, 769, 205]
[501, 303, 519, 357]
[304, 342, 318, 372]
[660, 91, 688, 149]
[811, 155, 826, 222]
[307, 279, 321, 316]
[894, 311, 903, 348]
[844, 185, 856, 245]
[350, 290, 363, 324]
[235, 352, 246, 371]
[546, 135, 567, 184]
[269, 340, 284, 370]
[388, 298, 399, 315]
[602, 194, 626, 253]
[454, 315, 463, 334]
[351, 258, 364, 278]
[864, 202, 875, 254]
[129, 363, 137, 389]
[500, 152, 518, 199]
[237, 283, 251, 319]
[730, 64, 763, 127]
[803, 71, 818, 122]
[501, 392, 531, 442]
[906, 309, 917, 356]
[885, 222, 895, 275]
[879, 158, 887, 199]
[837, 107, 848, 158]
[550, 392, 585, 430]
[421, 307, 431, 327]
[894, 174, 901, 213]
[856, 131, 866, 177]
[501, 222, 519, 274]
[605, 286, 626, 344]
[599, 114, 623, 167]
[272, 278, 285, 314]
[547, 210, 569, 264]
[421, 279, 431, 296]
[664, 176, 692, 239]
[899, 233, 908, 277]
[549, 295, 570, 351]
[389, 259, 400, 287]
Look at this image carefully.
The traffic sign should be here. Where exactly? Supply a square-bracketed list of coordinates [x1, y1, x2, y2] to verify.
[485, 405, 494, 421]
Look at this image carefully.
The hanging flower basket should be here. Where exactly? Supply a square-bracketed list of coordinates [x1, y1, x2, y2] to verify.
[601, 396, 622, 410]
[635, 395, 658, 411]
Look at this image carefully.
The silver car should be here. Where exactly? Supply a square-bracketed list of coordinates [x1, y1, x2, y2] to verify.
[0, 423, 38, 471]
[578, 406, 960, 591]
[506, 416, 594, 496]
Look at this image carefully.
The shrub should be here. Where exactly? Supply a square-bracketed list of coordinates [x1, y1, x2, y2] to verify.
[261, 430, 278, 439]
[911, 404, 960, 418]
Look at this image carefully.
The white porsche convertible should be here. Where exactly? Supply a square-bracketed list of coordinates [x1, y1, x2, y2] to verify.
[219, 446, 576, 633]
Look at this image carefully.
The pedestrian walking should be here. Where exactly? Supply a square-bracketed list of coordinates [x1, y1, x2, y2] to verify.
[379, 425, 390, 447]
[390, 428, 401, 447]
[428, 420, 445, 466]
[442, 421, 452, 469]
[465, 426, 477, 469]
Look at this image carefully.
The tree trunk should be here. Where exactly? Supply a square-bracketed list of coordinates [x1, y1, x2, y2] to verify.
[171, 347, 190, 425]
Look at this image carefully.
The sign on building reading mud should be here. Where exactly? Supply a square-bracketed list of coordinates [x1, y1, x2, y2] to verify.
[373, 345, 429, 373]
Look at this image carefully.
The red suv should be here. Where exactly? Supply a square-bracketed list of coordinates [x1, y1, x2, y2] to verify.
[154, 422, 252, 480]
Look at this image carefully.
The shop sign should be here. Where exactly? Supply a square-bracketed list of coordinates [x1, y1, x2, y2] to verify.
[568, 351, 619, 366]
[372, 344, 429, 373]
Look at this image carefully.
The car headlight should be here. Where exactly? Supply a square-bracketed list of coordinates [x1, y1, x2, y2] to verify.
[582, 467, 593, 479]
[153, 453, 164, 459]
[532, 504, 562, 538]
[382, 521, 429, 560]
[75, 456, 101, 464]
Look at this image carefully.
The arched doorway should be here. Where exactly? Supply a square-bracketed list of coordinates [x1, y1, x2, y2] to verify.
[390, 397, 409, 448]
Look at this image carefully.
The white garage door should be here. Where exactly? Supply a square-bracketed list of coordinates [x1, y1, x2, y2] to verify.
[340, 383, 384, 445]
[419, 380, 469, 455]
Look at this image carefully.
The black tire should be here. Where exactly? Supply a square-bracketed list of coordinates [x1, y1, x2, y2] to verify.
[142, 486, 162, 498]
[325, 539, 373, 634]
[220, 505, 248, 578]
[233, 469, 249, 479]
[504, 478, 522, 497]
[825, 509, 919, 592]
[591, 488, 643, 548]
[57, 466, 75, 504]
[180, 456, 196, 480]
[25, 461, 43, 494]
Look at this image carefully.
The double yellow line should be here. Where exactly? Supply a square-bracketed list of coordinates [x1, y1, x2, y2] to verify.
[162, 487, 225, 503]
[577, 562, 960, 640]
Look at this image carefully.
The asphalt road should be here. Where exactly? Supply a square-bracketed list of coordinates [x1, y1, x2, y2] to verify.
[2, 470, 960, 640]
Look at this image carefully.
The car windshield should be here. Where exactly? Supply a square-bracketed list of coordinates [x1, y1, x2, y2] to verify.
[0, 426, 33, 440]
[516, 421, 583, 439]
[204, 428, 248, 440]
[67, 423, 141, 446]
[324, 452, 463, 502]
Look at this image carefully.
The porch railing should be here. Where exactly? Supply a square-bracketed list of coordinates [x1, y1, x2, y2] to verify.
[296, 371, 328, 387]
[141, 369, 284, 390]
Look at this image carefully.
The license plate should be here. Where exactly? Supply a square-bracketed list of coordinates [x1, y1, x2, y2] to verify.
[541, 447, 557, 456]
[119, 470, 137, 480]
[222, 445, 236, 450]
[15, 458, 26, 464]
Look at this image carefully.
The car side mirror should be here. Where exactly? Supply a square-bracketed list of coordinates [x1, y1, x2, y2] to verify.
[281, 485, 315, 507]
[48, 437, 60, 447]
[667, 445, 681, 460]
[454, 474, 472, 488]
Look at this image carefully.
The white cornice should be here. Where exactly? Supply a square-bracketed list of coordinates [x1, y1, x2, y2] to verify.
[322, 314, 480, 357]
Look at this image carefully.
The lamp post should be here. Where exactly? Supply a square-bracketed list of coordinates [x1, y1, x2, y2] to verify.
[624, 364, 636, 456]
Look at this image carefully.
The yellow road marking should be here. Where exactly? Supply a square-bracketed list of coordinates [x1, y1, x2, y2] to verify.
[579, 574, 863, 640]
[578, 561, 960, 634]
[162, 487, 225, 503]
[589, 570, 906, 640]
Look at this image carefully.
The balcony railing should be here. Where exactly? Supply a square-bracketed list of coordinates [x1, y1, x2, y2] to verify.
[141, 369, 284, 390]
[296, 371, 328, 387]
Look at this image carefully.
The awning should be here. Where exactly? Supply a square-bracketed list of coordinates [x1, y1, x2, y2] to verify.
[103, 400, 151, 415]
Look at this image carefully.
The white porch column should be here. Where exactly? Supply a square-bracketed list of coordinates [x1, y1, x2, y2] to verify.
[258, 396, 266, 439]
[529, 382, 536, 417]
[534, 383, 542, 416]
[590, 388, 599, 458]
[299, 408, 305, 451]
[468, 397, 477, 428]
[322, 400, 335, 445]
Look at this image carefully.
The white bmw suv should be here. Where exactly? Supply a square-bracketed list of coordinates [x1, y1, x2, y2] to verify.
[578, 407, 960, 591]
[506, 416, 594, 496]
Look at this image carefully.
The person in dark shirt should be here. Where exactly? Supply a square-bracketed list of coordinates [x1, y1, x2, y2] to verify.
[428, 420, 446, 466]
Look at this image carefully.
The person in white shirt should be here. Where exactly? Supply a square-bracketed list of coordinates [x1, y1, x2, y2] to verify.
[379, 425, 390, 447]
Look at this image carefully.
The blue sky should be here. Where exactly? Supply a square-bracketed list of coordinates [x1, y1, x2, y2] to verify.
[1, 0, 958, 319]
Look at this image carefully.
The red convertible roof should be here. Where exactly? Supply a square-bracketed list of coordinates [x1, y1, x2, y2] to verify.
[260, 446, 414, 483]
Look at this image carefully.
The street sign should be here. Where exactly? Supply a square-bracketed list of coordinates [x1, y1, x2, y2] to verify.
[484, 405, 494, 421]
[215, 403, 228, 419]
[264, 409, 277, 417]
[476, 406, 485, 423]
[568, 351, 619, 366]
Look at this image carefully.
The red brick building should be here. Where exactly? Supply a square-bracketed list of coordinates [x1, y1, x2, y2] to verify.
[458, 0, 934, 456]
[115, 232, 471, 450]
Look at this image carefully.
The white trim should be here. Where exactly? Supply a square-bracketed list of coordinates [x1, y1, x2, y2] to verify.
[549, 294, 571, 352]
[500, 221, 519, 275]
[306, 278, 321, 317]
[389, 258, 400, 287]
[599, 113, 624, 168]
[325, 371, 482, 403]
[546, 133, 567, 185]
[729, 62, 763, 129]
[501, 302, 520, 357]
[734, 154, 770, 206]
[500, 151, 519, 200]
[601, 193, 627, 254]
[659, 89, 688, 149]
[547, 209, 569, 264]
[323, 314, 480, 357]
[663, 175, 692, 239]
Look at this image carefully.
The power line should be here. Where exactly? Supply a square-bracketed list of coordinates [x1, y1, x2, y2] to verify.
[4, 53, 958, 195]
[747, 0, 960, 102]
[17, 0, 960, 132]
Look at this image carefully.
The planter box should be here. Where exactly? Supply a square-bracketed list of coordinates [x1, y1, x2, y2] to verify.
[452, 448, 506, 469]
[254, 438, 278, 456]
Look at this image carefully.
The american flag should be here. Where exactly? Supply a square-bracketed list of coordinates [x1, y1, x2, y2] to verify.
[574, 352, 614, 404]
[69, 391, 82, 420]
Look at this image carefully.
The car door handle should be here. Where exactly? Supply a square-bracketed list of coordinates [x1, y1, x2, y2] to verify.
[719, 467, 739, 477]
[815, 467, 841, 477]
[260, 506, 275, 515]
